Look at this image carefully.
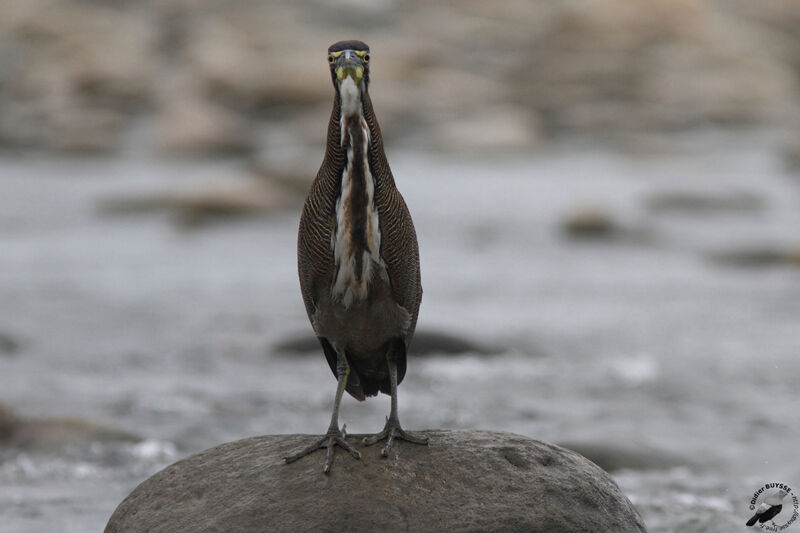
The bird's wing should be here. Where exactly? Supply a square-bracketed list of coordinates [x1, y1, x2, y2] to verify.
[762, 505, 783, 522]
[756, 502, 771, 514]
[374, 180, 422, 342]
[298, 166, 339, 324]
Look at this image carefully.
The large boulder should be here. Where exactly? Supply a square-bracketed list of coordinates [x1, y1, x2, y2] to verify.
[105, 430, 647, 533]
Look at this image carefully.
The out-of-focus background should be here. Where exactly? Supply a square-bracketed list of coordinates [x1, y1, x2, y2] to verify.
[1, 1, 799, 532]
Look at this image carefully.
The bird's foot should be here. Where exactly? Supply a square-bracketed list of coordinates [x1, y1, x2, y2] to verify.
[362, 417, 428, 457]
[284, 425, 361, 474]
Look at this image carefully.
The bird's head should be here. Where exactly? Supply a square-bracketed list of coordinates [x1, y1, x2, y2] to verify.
[328, 40, 370, 102]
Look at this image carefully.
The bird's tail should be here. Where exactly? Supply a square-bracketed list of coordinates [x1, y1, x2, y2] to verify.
[746, 514, 759, 527]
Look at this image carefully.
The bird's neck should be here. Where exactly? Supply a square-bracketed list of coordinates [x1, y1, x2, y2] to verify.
[330, 87, 383, 308]
[339, 77, 362, 117]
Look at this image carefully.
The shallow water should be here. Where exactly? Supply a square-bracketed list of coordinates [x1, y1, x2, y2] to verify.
[1, 139, 799, 532]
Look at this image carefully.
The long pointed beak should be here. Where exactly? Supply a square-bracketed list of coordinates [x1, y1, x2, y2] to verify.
[335, 52, 365, 84]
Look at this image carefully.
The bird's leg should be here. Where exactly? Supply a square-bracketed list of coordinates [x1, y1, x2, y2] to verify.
[284, 350, 361, 473]
[363, 351, 428, 457]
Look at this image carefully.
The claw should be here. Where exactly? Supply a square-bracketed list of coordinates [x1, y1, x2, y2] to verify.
[285, 429, 361, 474]
[363, 418, 428, 458]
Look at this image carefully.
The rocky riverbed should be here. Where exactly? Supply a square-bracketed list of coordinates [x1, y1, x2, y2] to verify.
[1, 0, 800, 158]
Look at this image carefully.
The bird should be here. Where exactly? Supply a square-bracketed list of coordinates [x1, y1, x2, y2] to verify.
[747, 489, 788, 527]
[284, 39, 428, 473]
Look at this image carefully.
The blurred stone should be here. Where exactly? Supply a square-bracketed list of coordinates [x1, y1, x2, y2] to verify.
[709, 247, 800, 269]
[783, 140, 800, 171]
[559, 441, 692, 472]
[48, 107, 124, 153]
[274, 328, 501, 357]
[561, 206, 653, 243]
[513, 0, 799, 133]
[25, 4, 153, 108]
[646, 190, 766, 214]
[430, 106, 540, 152]
[183, 11, 331, 110]
[561, 206, 620, 239]
[104, 430, 648, 533]
[0, 0, 155, 151]
[0, 403, 21, 441]
[1, 0, 800, 153]
[97, 177, 301, 228]
[156, 97, 254, 156]
[0, 403, 139, 451]
[0, 331, 20, 356]
[9, 417, 140, 451]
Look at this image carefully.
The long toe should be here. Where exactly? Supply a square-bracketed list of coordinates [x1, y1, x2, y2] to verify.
[381, 427, 429, 457]
[284, 431, 361, 474]
[362, 429, 388, 447]
[397, 427, 429, 445]
[363, 420, 428, 457]
[334, 435, 362, 460]
[284, 435, 329, 464]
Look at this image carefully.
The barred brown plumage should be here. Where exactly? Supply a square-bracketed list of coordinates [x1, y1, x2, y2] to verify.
[287, 40, 428, 474]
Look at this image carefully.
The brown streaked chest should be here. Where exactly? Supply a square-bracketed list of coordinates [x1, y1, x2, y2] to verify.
[330, 111, 383, 308]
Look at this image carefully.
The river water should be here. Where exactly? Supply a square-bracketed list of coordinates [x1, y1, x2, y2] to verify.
[1, 137, 799, 532]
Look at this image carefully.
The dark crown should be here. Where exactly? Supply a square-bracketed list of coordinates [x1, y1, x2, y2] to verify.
[328, 40, 370, 53]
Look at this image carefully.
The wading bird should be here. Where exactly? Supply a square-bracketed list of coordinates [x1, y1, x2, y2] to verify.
[285, 40, 428, 473]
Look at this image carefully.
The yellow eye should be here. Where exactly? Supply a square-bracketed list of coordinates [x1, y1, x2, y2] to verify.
[363, 54, 370, 63]
[328, 55, 334, 64]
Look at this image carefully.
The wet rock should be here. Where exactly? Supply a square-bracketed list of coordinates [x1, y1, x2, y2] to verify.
[0, 331, 20, 356]
[9, 417, 140, 452]
[0, 403, 139, 451]
[561, 206, 620, 239]
[783, 140, 800, 171]
[183, 11, 330, 110]
[708, 247, 800, 269]
[0, 403, 22, 441]
[105, 430, 648, 533]
[560, 206, 650, 243]
[48, 106, 124, 154]
[274, 329, 500, 356]
[558, 441, 692, 472]
[645, 190, 766, 214]
[97, 177, 301, 227]
[0, 0, 155, 151]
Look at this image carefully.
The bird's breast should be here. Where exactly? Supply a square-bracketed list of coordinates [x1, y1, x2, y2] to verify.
[330, 114, 383, 308]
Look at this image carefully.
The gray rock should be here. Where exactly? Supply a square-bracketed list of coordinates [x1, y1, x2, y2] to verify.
[0, 403, 21, 441]
[708, 247, 800, 269]
[560, 206, 651, 243]
[105, 430, 647, 533]
[645, 190, 766, 214]
[783, 140, 800, 171]
[96, 176, 300, 228]
[8, 417, 140, 451]
[0, 331, 20, 356]
[0, 402, 139, 451]
[561, 206, 620, 239]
